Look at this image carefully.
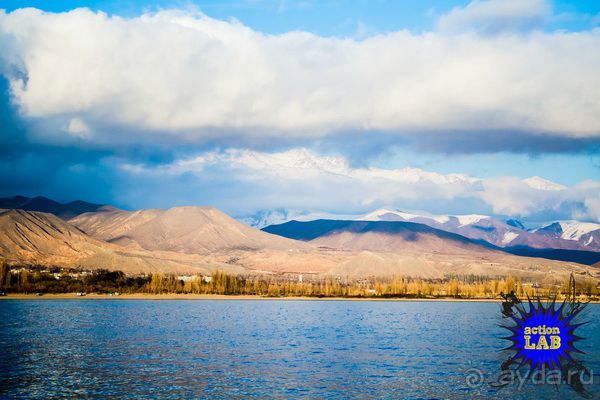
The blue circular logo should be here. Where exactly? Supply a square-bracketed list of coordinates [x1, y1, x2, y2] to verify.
[503, 298, 585, 370]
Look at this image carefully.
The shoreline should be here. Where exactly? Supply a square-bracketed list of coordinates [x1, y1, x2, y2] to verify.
[1, 293, 598, 302]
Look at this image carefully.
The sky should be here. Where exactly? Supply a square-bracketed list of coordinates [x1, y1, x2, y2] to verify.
[0, 0, 598, 222]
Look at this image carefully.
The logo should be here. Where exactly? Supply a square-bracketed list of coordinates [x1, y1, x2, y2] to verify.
[497, 274, 591, 396]
[503, 297, 583, 369]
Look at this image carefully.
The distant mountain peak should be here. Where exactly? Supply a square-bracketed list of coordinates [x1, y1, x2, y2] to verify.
[455, 214, 490, 227]
[257, 207, 600, 253]
[557, 220, 600, 236]
[360, 208, 452, 224]
[0, 195, 113, 220]
[535, 222, 564, 235]
[506, 219, 525, 230]
[360, 208, 416, 221]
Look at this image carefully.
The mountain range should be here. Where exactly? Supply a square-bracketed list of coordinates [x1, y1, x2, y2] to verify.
[358, 208, 600, 252]
[0, 196, 598, 280]
[262, 219, 494, 255]
[241, 208, 600, 252]
[0, 209, 232, 275]
[10, 194, 594, 253]
[0, 195, 114, 220]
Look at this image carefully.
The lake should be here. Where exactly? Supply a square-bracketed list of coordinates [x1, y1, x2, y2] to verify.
[0, 300, 598, 399]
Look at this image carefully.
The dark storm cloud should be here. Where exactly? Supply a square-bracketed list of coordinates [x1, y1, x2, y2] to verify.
[0, 76, 114, 205]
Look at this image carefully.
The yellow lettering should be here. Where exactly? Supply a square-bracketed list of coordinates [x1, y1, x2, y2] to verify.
[523, 327, 562, 351]
[524, 335, 535, 350]
[536, 335, 549, 350]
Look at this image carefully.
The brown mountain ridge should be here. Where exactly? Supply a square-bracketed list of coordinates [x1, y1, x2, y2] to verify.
[0, 201, 598, 280]
[70, 206, 310, 254]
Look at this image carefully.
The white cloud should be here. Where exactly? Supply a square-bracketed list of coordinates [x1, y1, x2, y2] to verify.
[0, 7, 599, 149]
[66, 117, 90, 138]
[570, 180, 600, 221]
[480, 176, 565, 216]
[119, 148, 599, 221]
[522, 176, 566, 191]
[438, 0, 552, 34]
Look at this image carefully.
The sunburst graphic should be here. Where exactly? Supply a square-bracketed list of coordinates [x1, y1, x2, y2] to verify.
[502, 297, 587, 371]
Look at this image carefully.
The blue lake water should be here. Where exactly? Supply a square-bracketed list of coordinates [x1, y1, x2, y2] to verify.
[0, 300, 598, 399]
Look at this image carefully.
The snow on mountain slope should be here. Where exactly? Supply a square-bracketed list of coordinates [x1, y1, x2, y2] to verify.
[359, 208, 452, 224]
[360, 209, 488, 227]
[532, 221, 600, 250]
[558, 221, 600, 241]
[258, 208, 522, 248]
[253, 207, 600, 252]
[356, 210, 599, 251]
[456, 214, 490, 227]
[361, 208, 421, 222]
[502, 231, 520, 245]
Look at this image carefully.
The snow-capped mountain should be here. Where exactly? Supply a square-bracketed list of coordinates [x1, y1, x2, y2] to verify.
[358, 208, 523, 248]
[247, 207, 600, 252]
[534, 221, 600, 250]
[357, 208, 599, 252]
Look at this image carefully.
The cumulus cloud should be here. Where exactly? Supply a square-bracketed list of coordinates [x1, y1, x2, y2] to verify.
[0, 7, 599, 153]
[0, 4, 597, 220]
[438, 0, 552, 34]
[119, 148, 599, 221]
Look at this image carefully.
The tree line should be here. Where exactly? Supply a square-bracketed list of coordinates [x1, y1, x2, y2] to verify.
[0, 264, 149, 294]
[0, 262, 598, 299]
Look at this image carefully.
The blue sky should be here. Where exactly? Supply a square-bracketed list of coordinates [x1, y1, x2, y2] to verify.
[3, 0, 600, 35]
[0, 0, 598, 221]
